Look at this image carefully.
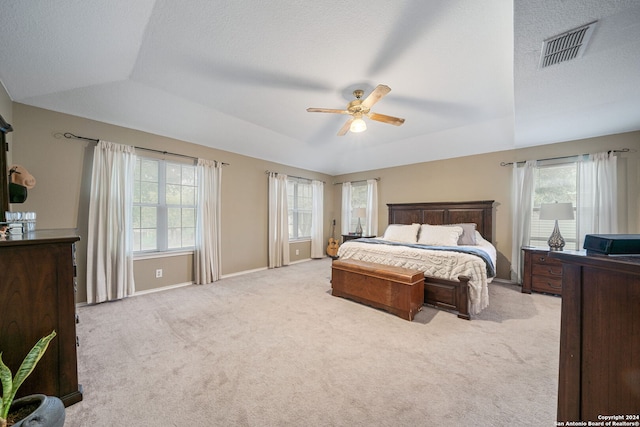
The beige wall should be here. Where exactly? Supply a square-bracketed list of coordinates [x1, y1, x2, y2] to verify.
[10, 103, 334, 303]
[0, 83, 12, 167]
[7, 101, 640, 301]
[333, 132, 640, 279]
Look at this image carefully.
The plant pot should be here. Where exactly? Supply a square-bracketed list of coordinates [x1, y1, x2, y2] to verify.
[7, 394, 65, 427]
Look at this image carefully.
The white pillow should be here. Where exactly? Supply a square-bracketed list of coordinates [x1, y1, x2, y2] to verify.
[418, 224, 463, 246]
[382, 223, 420, 243]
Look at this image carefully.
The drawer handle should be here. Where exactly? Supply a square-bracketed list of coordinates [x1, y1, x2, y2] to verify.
[538, 256, 546, 262]
[548, 268, 562, 276]
[546, 281, 562, 289]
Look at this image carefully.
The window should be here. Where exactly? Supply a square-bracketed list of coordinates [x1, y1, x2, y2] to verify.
[349, 182, 368, 232]
[529, 161, 578, 249]
[133, 157, 197, 252]
[287, 177, 312, 240]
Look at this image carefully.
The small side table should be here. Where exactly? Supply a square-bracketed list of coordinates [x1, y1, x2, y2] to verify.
[342, 234, 375, 243]
[521, 246, 563, 296]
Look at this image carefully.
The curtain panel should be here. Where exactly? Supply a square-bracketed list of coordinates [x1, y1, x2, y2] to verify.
[365, 179, 378, 236]
[268, 172, 289, 268]
[577, 151, 618, 248]
[86, 141, 136, 303]
[510, 160, 536, 283]
[340, 182, 352, 235]
[310, 180, 324, 258]
[194, 159, 222, 284]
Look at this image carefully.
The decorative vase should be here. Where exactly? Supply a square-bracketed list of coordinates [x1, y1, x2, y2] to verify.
[8, 394, 65, 427]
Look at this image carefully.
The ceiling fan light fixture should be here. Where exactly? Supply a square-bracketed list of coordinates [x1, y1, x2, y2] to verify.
[350, 116, 367, 133]
[306, 84, 403, 136]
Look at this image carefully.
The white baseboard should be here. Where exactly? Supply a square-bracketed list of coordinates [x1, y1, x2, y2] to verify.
[133, 281, 194, 296]
[492, 277, 521, 286]
[220, 257, 316, 279]
[221, 266, 268, 279]
[289, 258, 314, 265]
[76, 258, 322, 308]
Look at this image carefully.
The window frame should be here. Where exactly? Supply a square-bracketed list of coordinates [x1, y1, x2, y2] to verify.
[132, 156, 197, 254]
[348, 181, 368, 233]
[287, 177, 313, 241]
[529, 159, 579, 250]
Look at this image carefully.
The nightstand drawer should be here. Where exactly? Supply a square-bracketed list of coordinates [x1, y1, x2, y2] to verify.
[532, 263, 563, 278]
[531, 276, 563, 295]
[531, 253, 562, 266]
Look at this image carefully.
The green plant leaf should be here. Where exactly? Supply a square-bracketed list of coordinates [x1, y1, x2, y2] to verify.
[0, 354, 13, 421]
[0, 331, 56, 422]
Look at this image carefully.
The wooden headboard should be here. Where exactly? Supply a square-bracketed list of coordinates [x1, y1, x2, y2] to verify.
[387, 200, 495, 243]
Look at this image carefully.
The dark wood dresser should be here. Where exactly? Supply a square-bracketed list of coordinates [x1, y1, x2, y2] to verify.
[521, 247, 563, 295]
[550, 251, 640, 422]
[0, 230, 82, 406]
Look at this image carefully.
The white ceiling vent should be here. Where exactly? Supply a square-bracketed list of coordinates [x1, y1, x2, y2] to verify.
[539, 21, 597, 68]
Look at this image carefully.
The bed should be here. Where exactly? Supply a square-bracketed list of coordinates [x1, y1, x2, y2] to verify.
[336, 200, 495, 319]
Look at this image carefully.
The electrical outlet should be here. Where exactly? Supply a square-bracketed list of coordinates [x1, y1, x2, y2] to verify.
[295, 249, 299, 255]
[155, 269, 163, 278]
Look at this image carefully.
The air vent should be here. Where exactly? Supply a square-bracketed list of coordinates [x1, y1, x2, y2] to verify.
[539, 21, 597, 68]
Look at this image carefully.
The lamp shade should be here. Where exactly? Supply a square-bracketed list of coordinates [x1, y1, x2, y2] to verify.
[539, 202, 574, 220]
[353, 208, 366, 218]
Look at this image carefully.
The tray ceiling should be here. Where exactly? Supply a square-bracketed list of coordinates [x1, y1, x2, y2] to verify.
[0, 0, 638, 175]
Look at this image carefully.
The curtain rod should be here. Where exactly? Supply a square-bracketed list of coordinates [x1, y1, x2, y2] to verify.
[264, 170, 325, 184]
[333, 177, 380, 185]
[63, 132, 230, 165]
[500, 148, 631, 166]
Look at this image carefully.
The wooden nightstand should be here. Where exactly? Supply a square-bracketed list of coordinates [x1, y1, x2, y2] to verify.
[521, 247, 563, 296]
[342, 234, 375, 243]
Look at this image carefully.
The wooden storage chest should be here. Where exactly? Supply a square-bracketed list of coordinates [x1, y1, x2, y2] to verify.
[331, 259, 424, 321]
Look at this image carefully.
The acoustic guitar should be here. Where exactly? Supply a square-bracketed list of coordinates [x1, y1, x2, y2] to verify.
[326, 219, 339, 258]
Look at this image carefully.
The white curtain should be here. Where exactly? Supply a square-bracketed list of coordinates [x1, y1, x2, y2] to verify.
[86, 141, 136, 304]
[310, 180, 324, 258]
[365, 179, 378, 236]
[510, 160, 536, 283]
[577, 152, 617, 248]
[268, 172, 289, 268]
[341, 182, 352, 235]
[194, 159, 222, 284]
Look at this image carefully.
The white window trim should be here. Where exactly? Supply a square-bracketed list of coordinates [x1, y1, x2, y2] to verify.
[133, 156, 197, 253]
[134, 249, 195, 260]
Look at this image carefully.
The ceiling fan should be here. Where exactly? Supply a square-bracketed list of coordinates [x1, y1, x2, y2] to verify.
[306, 84, 405, 136]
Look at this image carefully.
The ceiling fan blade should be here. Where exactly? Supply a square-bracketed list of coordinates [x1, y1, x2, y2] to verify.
[361, 84, 391, 110]
[306, 108, 350, 114]
[367, 112, 405, 126]
[337, 118, 354, 136]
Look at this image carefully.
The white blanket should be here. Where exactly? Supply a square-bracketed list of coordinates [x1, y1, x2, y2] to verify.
[336, 240, 494, 314]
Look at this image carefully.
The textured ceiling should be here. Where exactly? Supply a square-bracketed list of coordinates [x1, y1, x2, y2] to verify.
[0, 0, 638, 175]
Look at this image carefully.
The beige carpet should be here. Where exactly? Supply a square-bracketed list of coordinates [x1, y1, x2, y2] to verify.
[65, 258, 561, 426]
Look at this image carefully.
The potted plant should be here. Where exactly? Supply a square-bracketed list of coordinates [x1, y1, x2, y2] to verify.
[0, 331, 65, 427]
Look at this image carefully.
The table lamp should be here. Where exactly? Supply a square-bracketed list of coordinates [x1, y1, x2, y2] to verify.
[539, 202, 574, 251]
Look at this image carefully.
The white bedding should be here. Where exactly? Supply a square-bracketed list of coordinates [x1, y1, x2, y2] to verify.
[336, 233, 496, 315]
